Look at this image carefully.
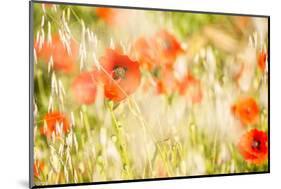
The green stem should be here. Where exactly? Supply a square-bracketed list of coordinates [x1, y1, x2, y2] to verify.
[107, 101, 133, 179]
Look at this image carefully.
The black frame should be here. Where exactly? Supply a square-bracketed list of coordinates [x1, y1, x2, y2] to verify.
[29, 1, 270, 188]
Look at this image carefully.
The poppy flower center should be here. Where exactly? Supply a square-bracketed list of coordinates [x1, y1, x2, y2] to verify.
[113, 66, 127, 80]
[252, 139, 261, 150]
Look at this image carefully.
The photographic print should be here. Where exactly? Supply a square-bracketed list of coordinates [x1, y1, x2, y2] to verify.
[30, 1, 269, 188]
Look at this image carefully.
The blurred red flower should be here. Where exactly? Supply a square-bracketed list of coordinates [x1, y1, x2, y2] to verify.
[178, 74, 203, 104]
[40, 111, 70, 138]
[95, 7, 128, 26]
[238, 129, 268, 165]
[155, 65, 179, 95]
[258, 50, 267, 72]
[34, 34, 78, 73]
[34, 160, 45, 178]
[152, 30, 183, 63]
[71, 71, 98, 105]
[99, 49, 141, 102]
[134, 37, 157, 70]
[232, 97, 260, 125]
[134, 30, 183, 71]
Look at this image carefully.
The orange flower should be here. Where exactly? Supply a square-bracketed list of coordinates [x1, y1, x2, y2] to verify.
[34, 34, 78, 73]
[134, 30, 183, 71]
[258, 50, 267, 72]
[34, 160, 45, 178]
[155, 65, 179, 95]
[237, 129, 268, 165]
[99, 49, 141, 102]
[152, 30, 183, 63]
[133, 37, 157, 70]
[40, 112, 70, 138]
[232, 97, 260, 125]
[71, 71, 98, 105]
[95, 7, 128, 26]
[178, 74, 203, 104]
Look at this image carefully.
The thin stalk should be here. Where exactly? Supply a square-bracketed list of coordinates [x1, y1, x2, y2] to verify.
[107, 102, 133, 179]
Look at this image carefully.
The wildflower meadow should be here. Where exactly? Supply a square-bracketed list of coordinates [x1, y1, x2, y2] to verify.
[32, 2, 269, 186]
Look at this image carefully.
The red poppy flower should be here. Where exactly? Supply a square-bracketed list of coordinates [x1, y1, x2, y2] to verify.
[258, 50, 267, 72]
[34, 160, 45, 178]
[155, 65, 179, 95]
[152, 30, 183, 63]
[237, 129, 268, 164]
[34, 34, 78, 73]
[134, 30, 183, 71]
[99, 49, 141, 102]
[71, 71, 98, 105]
[133, 37, 157, 70]
[232, 97, 260, 125]
[178, 74, 203, 104]
[95, 8, 128, 26]
[40, 111, 70, 138]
